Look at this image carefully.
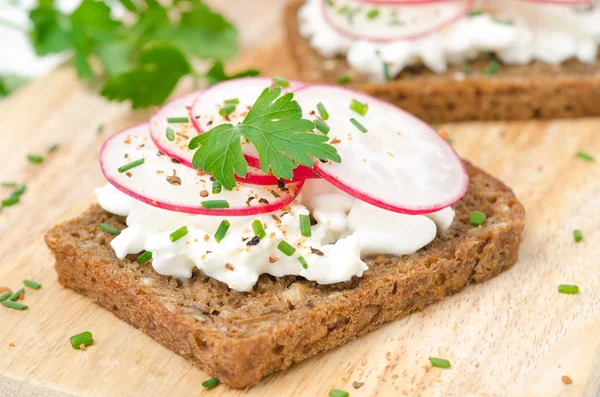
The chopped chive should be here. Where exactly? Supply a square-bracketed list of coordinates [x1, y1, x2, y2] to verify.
[170, 226, 189, 242]
[277, 240, 296, 256]
[201, 200, 230, 209]
[317, 102, 329, 121]
[350, 118, 367, 133]
[97, 124, 105, 134]
[252, 219, 266, 239]
[118, 158, 145, 173]
[429, 357, 451, 368]
[350, 99, 368, 116]
[336, 74, 351, 85]
[315, 119, 330, 135]
[463, 63, 472, 75]
[576, 151, 594, 162]
[27, 154, 44, 163]
[329, 389, 349, 397]
[99, 223, 120, 235]
[219, 103, 236, 116]
[12, 185, 26, 197]
[136, 251, 153, 264]
[382, 61, 391, 81]
[1, 182, 17, 188]
[23, 280, 41, 289]
[469, 211, 486, 226]
[2, 300, 28, 310]
[493, 18, 513, 25]
[298, 256, 308, 269]
[47, 144, 60, 153]
[167, 117, 189, 123]
[367, 8, 379, 19]
[212, 181, 222, 194]
[214, 220, 231, 243]
[2, 196, 19, 207]
[326, 0, 334, 6]
[484, 60, 500, 76]
[224, 98, 240, 105]
[202, 378, 220, 390]
[558, 284, 579, 294]
[69, 331, 93, 349]
[0, 291, 11, 301]
[273, 76, 290, 88]
[573, 229, 583, 243]
[10, 288, 24, 301]
[469, 10, 484, 17]
[300, 214, 311, 237]
[166, 127, 175, 141]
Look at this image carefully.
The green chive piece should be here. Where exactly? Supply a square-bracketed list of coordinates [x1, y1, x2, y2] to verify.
[336, 74, 351, 85]
[298, 256, 308, 269]
[252, 219, 266, 240]
[202, 378, 220, 390]
[350, 118, 367, 133]
[315, 119, 330, 135]
[27, 154, 44, 164]
[463, 63, 472, 75]
[558, 284, 579, 294]
[484, 60, 500, 76]
[212, 181, 222, 194]
[201, 200, 230, 209]
[469, 211, 486, 226]
[573, 229, 583, 243]
[48, 144, 60, 153]
[118, 158, 145, 173]
[273, 76, 290, 88]
[317, 102, 329, 121]
[1, 182, 17, 188]
[350, 99, 368, 116]
[69, 331, 93, 349]
[12, 185, 26, 197]
[23, 280, 41, 289]
[10, 288, 24, 301]
[277, 240, 296, 256]
[167, 117, 189, 123]
[329, 389, 349, 397]
[97, 124, 105, 134]
[214, 220, 231, 243]
[429, 357, 451, 368]
[300, 214, 311, 237]
[170, 226, 189, 242]
[99, 223, 120, 235]
[576, 151, 594, 162]
[469, 10, 484, 17]
[0, 291, 12, 301]
[326, 0, 334, 6]
[166, 127, 175, 141]
[136, 251, 153, 264]
[2, 196, 19, 207]
[219, 103, 236, 116]
[2, 300, 28, 310]
[493, 18, 513, 25]
[367, 8, 379, 19]
[224, 98, 240, 105]
[383, 61, 391, 81]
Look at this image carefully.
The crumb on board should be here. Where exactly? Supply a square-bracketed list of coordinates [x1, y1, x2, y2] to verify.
[353, 381, 364, 389]
[9, 342, 15, 347]
[562, 376, 572, 385]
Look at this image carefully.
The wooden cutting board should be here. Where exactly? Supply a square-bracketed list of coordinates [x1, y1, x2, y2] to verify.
[2, 4, 600, 397]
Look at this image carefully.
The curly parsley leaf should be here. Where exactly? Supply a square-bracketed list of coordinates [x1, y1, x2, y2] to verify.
[189, 87, 341, 190]
[206, 61, 260, 86]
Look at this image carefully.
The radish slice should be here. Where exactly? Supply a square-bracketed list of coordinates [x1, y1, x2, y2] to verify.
[294, 85, 468, 215]
[357, 0, 459, 4]
[321, 0, 474, 43]
[520, 0, 591, 3]
[100, 123, 303, 216]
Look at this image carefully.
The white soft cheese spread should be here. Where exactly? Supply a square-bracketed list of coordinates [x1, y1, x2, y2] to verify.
[298, 0, 600, 81]
[96, 180, 454, 292]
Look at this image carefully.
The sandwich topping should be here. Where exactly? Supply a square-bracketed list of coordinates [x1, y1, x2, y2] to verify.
[96, 78, 465, 291]
[298, 0, 600, 81]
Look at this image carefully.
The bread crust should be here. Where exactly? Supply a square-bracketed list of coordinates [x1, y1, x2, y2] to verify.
[285, 0, 600, 123]
[45, 162, 524, 389]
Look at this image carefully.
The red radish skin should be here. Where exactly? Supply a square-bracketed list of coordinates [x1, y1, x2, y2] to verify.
[294, 84, 469, 214]
[521, 0, 592, 4]
[321, 0, 475, 43]
[100, 123, 304, 216]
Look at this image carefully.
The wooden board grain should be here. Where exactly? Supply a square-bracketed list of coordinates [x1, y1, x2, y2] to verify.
[2, 3, 600, 397]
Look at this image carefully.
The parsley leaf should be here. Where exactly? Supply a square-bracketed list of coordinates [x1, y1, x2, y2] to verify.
[206, 61, 260, 86]
[100, 42, 191, 108]
[189, 87, 341, 189]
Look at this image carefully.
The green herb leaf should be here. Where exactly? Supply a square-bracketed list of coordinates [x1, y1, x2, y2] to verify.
[206, 60, 260, 86]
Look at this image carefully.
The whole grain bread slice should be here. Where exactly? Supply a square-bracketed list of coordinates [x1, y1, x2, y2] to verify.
[284, 0, 600, 123]
[45, 162, 525, 389]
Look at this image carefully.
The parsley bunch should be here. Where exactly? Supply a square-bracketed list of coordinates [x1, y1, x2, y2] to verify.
[189, 87, 341, 189]
[26, 0, 255, 107]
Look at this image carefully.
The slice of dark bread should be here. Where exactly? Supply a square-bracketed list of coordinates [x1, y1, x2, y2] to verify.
[284, 0, 600, 123]
[45, 162, 525, 389]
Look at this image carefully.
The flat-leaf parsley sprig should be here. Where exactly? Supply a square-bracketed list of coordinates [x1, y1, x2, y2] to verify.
[189, 87, 341, 190]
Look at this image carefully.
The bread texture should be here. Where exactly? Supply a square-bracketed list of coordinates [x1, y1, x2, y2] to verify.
[45, 162, 525, 389]
[285, 0, 600, 123]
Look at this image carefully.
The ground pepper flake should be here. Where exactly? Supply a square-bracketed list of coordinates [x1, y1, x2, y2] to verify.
[225, 263, 235, 271]
[352, 381, 364, 389]
[562, 376, 573, 385]
[126, 172, 132, 178]
[270, 190, 281, 198]
[166, 171, 181, 186]
[246, 236, 260, 246]
[330, 138, 341, 144]
[438, 128, 450, 140]
[310, 247, 325, 256]
[200, 190, 209, 197]
[269, 255, 278, 263]
[204, 234, 210, 241]
[259, 198, 269, 204]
